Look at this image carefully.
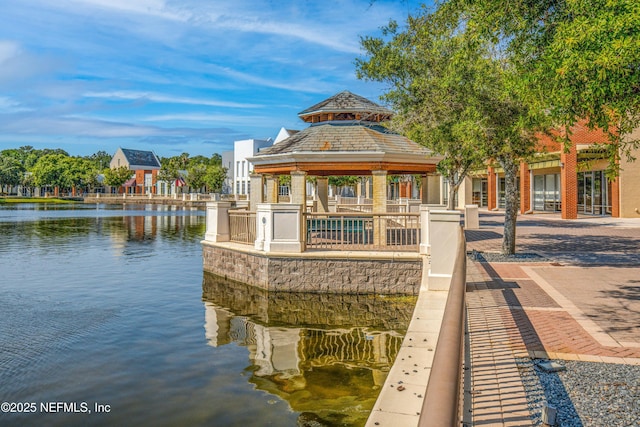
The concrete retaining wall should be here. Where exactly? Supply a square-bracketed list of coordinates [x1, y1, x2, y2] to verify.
[202, 242, 422, 295]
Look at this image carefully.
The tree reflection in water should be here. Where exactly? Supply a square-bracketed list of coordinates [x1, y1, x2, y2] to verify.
[202, 272, 417, 426]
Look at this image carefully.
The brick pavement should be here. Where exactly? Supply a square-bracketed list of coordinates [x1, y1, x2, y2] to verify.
[464, 211, 640, 426]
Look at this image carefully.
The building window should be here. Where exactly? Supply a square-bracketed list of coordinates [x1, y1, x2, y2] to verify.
[236, 181, 240, 194]
[236, 161, 240, 176]
[242, 161, 246, 177]
[241, 181, 245, 194]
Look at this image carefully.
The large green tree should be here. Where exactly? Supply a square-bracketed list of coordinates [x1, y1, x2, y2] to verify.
[449, 0, 640, 173]
[357, 12, 494, 209]
[203, 165, 227, 193]
[357, 5, 542, 254]
[0, 154, 25, 193]
[31, 154, 69, 189]
[103, 166, 133, 189]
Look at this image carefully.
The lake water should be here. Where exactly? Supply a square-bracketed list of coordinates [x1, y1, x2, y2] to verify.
[0, 203, 415, 427]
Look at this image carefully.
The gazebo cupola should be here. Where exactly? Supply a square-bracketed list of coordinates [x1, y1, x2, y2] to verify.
[298, 90, 394, 124]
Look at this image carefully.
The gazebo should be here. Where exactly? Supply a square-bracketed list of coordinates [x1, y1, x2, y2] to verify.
[202, 92, 464, 293]
[248, 90, 442, 217]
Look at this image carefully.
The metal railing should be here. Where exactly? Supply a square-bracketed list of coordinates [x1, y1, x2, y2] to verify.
[336, 203, 408, 213]
[305, 212, 420, 251]
[419, 226, 467, 426]
[229, 210, 256, 244]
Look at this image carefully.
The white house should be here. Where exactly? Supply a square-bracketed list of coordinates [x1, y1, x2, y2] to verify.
[233, 138, 273, 196]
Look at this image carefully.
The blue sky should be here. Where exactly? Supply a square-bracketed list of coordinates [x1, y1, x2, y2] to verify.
[0, 0, 426, 158]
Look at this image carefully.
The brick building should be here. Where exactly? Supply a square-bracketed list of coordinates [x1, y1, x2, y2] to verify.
[459, 124, 640, 219]
[109, 148, 161, 195]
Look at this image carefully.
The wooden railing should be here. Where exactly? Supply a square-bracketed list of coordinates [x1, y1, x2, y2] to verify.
[419, 226, 467, 427]
[305, 212, 420, 251]
[229, 210, 256, 244]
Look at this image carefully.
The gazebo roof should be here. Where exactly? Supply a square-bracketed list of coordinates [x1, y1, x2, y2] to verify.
[250, 91, 441, 176]
[298, 90, 393, 123]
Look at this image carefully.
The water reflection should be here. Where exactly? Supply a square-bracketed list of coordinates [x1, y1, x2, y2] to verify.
[202, 273, 417, 426]
[0, 204, 205, 256]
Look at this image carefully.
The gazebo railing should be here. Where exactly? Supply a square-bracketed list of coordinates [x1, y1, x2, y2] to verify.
[305, 212, 420, 251]
[336, 204, 409, 214]
[229, 209, 256, 244]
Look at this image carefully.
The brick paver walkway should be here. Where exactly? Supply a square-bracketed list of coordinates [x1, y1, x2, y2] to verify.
[464, 211, 640, 426]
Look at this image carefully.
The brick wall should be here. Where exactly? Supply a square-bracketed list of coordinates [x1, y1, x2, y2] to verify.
[560, 143, 578, 219]
[519, 162, 531, 213]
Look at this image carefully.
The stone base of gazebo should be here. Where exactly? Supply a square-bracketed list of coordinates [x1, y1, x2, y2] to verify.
[202, 241, 424, 294]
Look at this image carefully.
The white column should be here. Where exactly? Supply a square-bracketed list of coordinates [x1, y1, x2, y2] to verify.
[464, 204, 479, 229]
[255, 203, 303, 253]
[427, 210, 461, 290]
[419, 203, 447, 254]
[204, 201, 231, 242]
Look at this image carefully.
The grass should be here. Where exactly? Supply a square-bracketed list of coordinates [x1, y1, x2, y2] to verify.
[0, 197, 76, 204]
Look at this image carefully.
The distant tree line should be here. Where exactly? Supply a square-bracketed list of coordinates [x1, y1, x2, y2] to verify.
[0, 146, 227, 195]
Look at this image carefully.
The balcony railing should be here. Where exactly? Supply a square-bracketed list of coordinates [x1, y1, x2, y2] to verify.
[305, 212, 420, 251]
[229, 210, 256, 244]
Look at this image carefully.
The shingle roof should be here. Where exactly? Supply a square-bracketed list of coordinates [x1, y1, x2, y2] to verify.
[298, 90, 393, 118]
[256, 121, 433, 157]
[121, 148, 161, 168]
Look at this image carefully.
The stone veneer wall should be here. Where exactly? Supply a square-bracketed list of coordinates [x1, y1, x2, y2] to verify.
[202, 272, 416, 330]
[202, 242, 422, 295]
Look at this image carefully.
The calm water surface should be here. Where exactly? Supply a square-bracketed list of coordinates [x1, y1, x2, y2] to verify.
[0, 203, 414, 427]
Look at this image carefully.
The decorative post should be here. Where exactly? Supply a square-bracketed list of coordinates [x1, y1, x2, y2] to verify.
[255, 204, 303, 253]
[428, 210, 461, 290]
[419, 204, 447, 254]
[204, 201, 231, 242]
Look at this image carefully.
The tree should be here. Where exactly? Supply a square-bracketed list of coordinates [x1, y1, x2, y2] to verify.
[0, 154, 25, 194]
[186, 163, 207, 191]
[448, 0, 640, 174]
[31, 153, 69, 190]
[85, 150, 112, 170]
[203, 165, 227, 193]
[357, 12, 493, 209]
[62, 157, 100, 193]
[103, 166, 133, 189]
[356, 5, 542, 254]
[157, 156, 185, 191]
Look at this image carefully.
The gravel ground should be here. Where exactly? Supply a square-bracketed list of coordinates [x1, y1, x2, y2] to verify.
[517, 358, 640, 427]
[467, 250, 549, 263]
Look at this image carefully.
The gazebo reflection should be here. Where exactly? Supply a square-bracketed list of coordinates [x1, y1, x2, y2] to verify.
[202, 272, 416, 425]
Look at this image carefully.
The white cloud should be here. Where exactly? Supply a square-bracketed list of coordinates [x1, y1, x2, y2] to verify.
[0, 96, 32, 113]
[0, 40, 21, 64]
[83, 91, 263, 109]
[68, 0, 186, 21]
